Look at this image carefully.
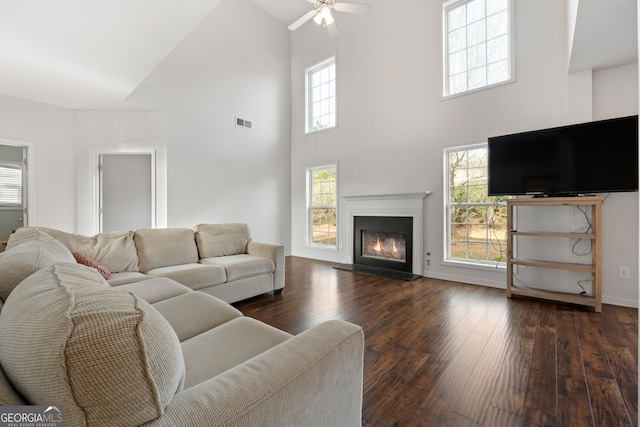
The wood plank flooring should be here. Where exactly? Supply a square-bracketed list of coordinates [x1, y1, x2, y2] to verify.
[233, 256, 638, 426]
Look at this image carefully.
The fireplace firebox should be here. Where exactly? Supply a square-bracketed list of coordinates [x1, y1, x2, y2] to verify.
[354, 216, 413, 273]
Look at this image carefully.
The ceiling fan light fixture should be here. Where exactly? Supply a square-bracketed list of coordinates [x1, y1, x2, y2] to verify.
[289, 0, 368, 34]
[313, 5, 334, 27]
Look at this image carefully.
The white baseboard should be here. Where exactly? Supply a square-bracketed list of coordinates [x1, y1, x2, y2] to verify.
[423, 271, 638, 308]
[601, 295, 638, 309]
[423, 271, 505, 289]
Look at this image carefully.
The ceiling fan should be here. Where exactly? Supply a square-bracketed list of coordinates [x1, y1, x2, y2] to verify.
[288, 0, 370, 38]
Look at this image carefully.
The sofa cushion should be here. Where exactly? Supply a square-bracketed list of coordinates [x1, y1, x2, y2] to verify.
[152, 292, 243, 342]
[194, 223, 251, 258]
[181, 317, 292, 388]
[0, 364, 25, 406]
[200, 254, 275, 282]
[106, 271, 150, 286]
[9, 227, 140, 273]
[114, 277, 193, 304]
[0, 234, 75, 301]
[135, 228, 199, 272]
[145, 263, 227, 290]
[0, 263, 185, 427]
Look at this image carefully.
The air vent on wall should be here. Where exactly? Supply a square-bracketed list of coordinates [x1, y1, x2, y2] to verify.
[235, 116, 252, 130]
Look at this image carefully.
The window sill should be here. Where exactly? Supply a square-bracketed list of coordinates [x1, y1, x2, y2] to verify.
[305, 244, 338, 252]
[440, 77, 516, 102]
[442, 259, 506, 272]
[305, 124, 337, 136]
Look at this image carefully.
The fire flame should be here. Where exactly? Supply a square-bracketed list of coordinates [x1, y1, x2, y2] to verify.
[373, 237, 399, 254]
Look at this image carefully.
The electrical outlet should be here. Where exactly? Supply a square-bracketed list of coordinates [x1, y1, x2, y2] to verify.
[618, 267, 630, 279]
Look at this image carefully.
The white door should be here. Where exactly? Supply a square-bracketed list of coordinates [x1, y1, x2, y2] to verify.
[99, 153, 155, 233]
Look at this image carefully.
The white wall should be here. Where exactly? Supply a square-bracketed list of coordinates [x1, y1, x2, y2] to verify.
[128, 0, 292, 249]
[0, 95, 76, 231]
[593, 62, 639, 119]
[289, 0, 639, 306]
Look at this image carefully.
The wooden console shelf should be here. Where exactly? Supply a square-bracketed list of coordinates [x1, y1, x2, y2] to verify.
[506, 196, 603, 312]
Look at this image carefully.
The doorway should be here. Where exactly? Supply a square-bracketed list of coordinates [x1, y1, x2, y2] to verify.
[98, 151, 155, 233]
[0, 139, 33, 248]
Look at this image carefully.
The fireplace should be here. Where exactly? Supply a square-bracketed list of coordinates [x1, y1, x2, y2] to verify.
[354, 216, 413, 273]
[342, 192, 429, 276]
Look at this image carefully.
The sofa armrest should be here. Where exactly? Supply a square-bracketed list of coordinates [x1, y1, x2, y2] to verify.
[247, 241, 285, 291]
[143, 319, 364, 427]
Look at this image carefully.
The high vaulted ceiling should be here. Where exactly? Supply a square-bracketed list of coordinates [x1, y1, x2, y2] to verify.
[0, 0, 224, 109]
[251, 0, 310, 28]
[0, 0, 636, 110]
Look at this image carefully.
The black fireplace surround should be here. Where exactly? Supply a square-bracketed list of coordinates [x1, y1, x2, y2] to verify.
[353, 216, 413, 273]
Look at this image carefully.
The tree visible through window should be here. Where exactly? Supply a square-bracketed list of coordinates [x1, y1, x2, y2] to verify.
[446, 145, 507, 264]
[306, 56, 336, 133]
[308, 165, 337, 247]
[443, 0, 512, 97]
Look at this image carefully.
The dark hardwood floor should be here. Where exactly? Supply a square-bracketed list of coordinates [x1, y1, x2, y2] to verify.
[233, 256, 638, 426]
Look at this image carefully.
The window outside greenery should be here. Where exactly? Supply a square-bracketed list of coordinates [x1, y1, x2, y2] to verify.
[443, 0, 512, 97]
[446, 144, 507, 265]
[308, 165, 337, 247]
[306, 57, 336, 133]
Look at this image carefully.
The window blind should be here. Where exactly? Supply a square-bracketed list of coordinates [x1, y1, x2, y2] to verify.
[0, 162, 22, 206]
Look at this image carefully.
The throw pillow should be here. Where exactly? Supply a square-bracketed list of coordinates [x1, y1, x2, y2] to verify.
[72, 252, 112, 279]
[0, 263, 185, 426]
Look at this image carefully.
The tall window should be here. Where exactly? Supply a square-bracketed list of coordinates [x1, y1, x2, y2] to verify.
[0, 162, 23, 207]
[305, 56, 336, 134]
[307, 165, 337, 248]
[443, 0, 513, 97]
[445, 144, 507, 265]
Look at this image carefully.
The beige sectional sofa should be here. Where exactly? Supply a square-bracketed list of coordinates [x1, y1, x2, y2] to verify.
[14, 223, 285, 304]
[0, 228, 365, 426]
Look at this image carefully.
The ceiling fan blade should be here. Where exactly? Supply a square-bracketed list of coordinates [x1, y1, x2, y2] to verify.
[288, 9, 318, 31]
[327, 20, 339, 38]
[334, 2, 370, 14]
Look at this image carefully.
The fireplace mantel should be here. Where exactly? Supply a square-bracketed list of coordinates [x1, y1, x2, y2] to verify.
[341, 192, 430, 203]
[341, 192, 430, 275]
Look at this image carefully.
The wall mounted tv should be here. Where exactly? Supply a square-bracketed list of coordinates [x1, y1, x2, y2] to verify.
[488, 115, 639, 196]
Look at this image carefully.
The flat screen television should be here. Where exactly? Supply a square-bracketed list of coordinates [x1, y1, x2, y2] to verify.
[488, 115, 639, 196]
